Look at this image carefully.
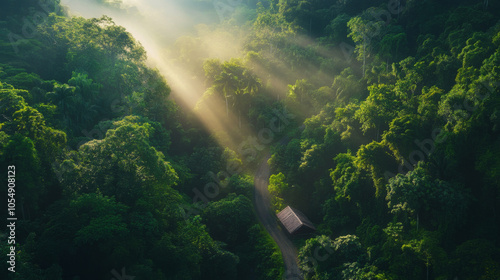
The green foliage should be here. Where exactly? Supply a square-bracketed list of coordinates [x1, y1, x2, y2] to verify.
[251, 8, 298, 51]
[476, 139, 500, 188]
[2, 134, 42, 217]
[355, 140, 395, 197]
[324, 14, 351, 45]
[322, 152, 368, 231]
[330, 152, 365, 203]
[202, 193, 255, 245]
[268, 172, 288, 212]
[341, 262, 391, 280]
[35, 192, 131, 277]
[355, 83, 399, 134]
[332, 68, 364, 103]
[378, 31, 408, 62]
[382, 114, 425, 161]
[248, 224, 284, 280]
[62, 116, 179, 207]
[299, 235, 364, 279]
[387, 163, 469, 227]
[70, 193, 129, 246]
[0, 86, 67, 160]
[225, 174, 254, 198]
[451, 239, 500, 280]
[2, 0, 500, 279]
[201, 58, 262, 125]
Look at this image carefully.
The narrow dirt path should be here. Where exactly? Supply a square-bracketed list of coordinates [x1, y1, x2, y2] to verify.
[254, 154, 303, 280]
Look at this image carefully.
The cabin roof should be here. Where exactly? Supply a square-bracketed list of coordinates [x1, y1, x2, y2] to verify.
[277, 206, 316, 234]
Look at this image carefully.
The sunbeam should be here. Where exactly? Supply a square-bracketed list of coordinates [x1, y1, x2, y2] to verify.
[61, 0, 254, 149]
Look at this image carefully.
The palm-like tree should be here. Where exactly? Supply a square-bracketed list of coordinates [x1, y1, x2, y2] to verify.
[206, 60, 262, 128]
[238, 70, 262, 128]
[214, 70, 239, 118]
[288, 79, 312, 103]
[243, 70, 262, 96]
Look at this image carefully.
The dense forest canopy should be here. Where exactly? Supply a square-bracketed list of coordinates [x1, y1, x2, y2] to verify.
[1, 0, 500, 279]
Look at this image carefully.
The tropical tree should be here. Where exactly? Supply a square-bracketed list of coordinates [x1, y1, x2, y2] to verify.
[347, 16, 383, 77]
[63, 116, 179, 208]
[268, 172, 289, 212]
[355, 83, 400, 139]
[202, 193, 255, 245]
[386, 163, 469, 227]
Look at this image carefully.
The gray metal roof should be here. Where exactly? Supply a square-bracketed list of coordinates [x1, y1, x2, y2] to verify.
[277, 206, 316, 234]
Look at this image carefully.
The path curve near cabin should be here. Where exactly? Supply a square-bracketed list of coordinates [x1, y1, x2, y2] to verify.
[254, 154, 303, 280]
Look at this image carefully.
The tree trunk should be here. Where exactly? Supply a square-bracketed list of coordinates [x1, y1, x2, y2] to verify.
[225, 95, 229, 118]
[362, 40, 366, 78]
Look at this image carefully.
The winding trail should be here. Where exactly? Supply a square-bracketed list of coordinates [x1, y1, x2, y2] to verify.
[254, 154, 303, 280]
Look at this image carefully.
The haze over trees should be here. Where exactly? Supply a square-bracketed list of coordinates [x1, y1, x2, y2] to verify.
[1, 0, 500, 279]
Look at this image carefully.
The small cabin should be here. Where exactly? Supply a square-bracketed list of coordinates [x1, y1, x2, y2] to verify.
[277, 206, 316, 235]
